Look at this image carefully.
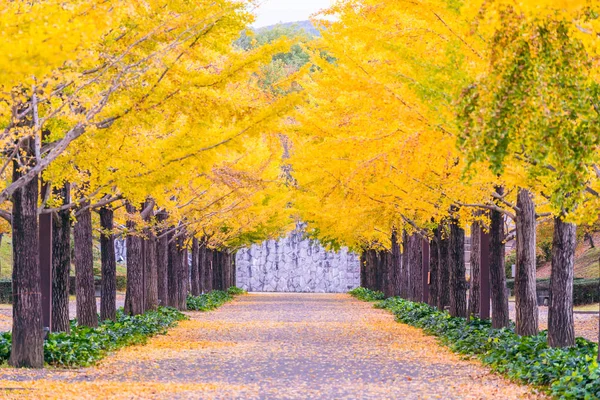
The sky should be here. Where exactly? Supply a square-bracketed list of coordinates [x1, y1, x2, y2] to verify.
[252, 0, 335, 28]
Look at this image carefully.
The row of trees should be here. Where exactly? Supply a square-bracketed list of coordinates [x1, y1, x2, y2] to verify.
[286, 0, 600, 355]
[2, 1, 300, 368]
[4, 0, 600, 370]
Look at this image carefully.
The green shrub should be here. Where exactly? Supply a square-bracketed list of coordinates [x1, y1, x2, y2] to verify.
[350, 287, 600, 399]
[506, 278, 599, 306]
[348, 287, 385, 301]
[227, 286, 247, 296]
[0, 307, 185, 367]
[187, 287, 246, 311]
[116, 275, 127, 291]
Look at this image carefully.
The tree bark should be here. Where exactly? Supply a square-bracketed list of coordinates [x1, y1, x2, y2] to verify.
[156, 214, 169, 306]
[142, 202, 158, 312]
[391, 231, 401, 296]
[515, 189, 538, 336]
[124, 204, 144, 315]
[202, 247, 213, 293]
[51, 184, 71, 333]
[178, 241, 188, 310]
[468, 222, 481, 319]
[401, 230, 410, 298]
[191, 238, 200, 296]
[167, 229, 179, 308]
[99, 207, 116, 322]
[490, 201, 509, 329]
[198, 241, 206, 293]
[213, 250, 222, 291]
[10, 138, 44, 368]
[448, 220, 467, 318]
[409, 234, 423, 302]
[144, 231, 158, 311]
[429, 236, 439, 307]
[436, 227, 450, 310]
[548, 217, 575, 348]
[74, 204, 98, 327]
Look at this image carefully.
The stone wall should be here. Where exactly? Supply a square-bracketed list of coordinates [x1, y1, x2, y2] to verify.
[235, 227, 360, 293]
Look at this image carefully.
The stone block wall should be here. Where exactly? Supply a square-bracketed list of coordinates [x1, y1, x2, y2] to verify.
[235, 227, 360, 293]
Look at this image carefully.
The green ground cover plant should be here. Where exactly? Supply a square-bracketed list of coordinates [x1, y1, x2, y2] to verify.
[349, 287, 600, 399]
[186, 287, 246, 311]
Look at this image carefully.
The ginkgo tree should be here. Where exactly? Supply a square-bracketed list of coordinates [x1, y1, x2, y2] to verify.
[1, 0, 301, 368]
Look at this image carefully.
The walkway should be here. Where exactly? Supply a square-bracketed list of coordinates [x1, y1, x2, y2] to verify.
[0, 293, 543, 399]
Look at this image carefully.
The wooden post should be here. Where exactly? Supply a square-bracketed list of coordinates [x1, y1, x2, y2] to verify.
[422, 239, 430, 304]
[479, 230, 491, 320]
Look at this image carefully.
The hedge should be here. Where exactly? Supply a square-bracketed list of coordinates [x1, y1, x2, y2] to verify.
[350, 287, 599, 399]
[506, 278, 600, 306]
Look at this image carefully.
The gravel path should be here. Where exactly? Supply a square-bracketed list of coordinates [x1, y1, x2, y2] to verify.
[0, 293, 543, 399]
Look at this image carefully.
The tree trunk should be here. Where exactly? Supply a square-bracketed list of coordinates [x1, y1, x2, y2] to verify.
[391, 231, 401, 296]
[548, 217, 575, 348]
[191, 238, 200, 296]
[51, 184, 71, 333]
[515, 189, 538, 336]
[167, 230, 179, 308]
[401, 230, 410, 298]
[198, 241, 206, 293]
[73, 204, 98, 327]
[99, 207, 116, 322]
[202, 247, 213, 293]
[468, 222, 481, 319]
[213, 250, 222, 291]
[144, 231, 158, 311]
[142, 202, 158, 312]
[178, 241, 188, 310]
[10, 139, 44, 368]
[448, 220, 467, 318]
[156, 215, 169, 306]
[409, 234, 423, 302]
[429, 237, 439, 307]
[489, 201, 509, 329]
[124, 204, 144, 315]
[436, 227, 450, 310]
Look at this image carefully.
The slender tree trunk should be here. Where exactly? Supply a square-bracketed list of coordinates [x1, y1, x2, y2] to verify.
[191, 238, 200, 296]
[99, 207, 116, 322]
[144, 231, 158, 311]
[585, 233, 595, 248]
[156, 214, 169, 306]
[436, 227, 450, 310]
[74, 204, 98, 327]
[199, 241, 206, 293]
[203, 247, 213, 293]
[548, 217, 575, 348]
[429, 237, 439, 307]
[401, 230, 410, 298]
[468, 222, 481, 319]
[391, 231, 401, 296]
[213, 250, 222, 291]
[167, 230, 179, 308]
[51, 184, 71, 333]
[409, 234, 423, 302]
[448, 220, 467, 318]
[178, 241, 188, 310]
[142, 201, 158, 312]
[515, 189, 538, 336]
[490, 201, 509, 329]
[10, 138, 44, 368]
[124, 204, 144, 315]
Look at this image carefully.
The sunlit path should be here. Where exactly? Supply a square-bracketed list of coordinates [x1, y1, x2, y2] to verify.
[0, 293, 542, 399]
